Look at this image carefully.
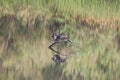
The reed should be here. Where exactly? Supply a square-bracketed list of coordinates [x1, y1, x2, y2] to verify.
[0, 0, 120, 80]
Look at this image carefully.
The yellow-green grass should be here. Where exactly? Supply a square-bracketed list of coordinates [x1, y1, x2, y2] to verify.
[0, 0, 120, 80]
[0, 0, 120, 20]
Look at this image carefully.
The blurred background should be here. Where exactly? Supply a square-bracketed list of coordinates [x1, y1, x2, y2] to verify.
[0, 0, 120, 80]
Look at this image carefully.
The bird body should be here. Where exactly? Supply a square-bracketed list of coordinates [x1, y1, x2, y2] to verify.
[52, 33, 72, 42]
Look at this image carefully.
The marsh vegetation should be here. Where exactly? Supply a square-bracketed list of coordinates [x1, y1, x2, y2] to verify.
[0, 0, 120, 80]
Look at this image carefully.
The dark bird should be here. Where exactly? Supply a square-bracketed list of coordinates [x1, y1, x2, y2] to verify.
[51, 33, 72, 43]
[48, 32, 72, 54]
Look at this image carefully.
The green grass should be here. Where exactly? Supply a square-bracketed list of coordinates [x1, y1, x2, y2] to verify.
[0, 0, 120, 19]
[0, 0, 120, 80]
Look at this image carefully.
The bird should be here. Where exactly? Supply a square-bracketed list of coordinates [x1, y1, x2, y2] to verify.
[51, 33, 72, 43]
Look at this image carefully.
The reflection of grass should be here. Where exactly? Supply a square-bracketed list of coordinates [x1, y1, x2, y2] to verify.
[41, 64, 66, 80]
[41, 64, 84, 80]
[1, 27, 119, 80]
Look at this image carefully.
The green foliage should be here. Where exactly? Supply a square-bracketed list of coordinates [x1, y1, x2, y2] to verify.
[0, 0, 120, 80]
